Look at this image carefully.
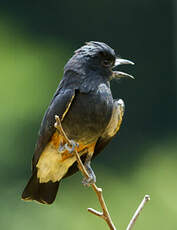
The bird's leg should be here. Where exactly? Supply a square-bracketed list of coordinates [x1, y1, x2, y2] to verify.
[82, 148, 96, 186]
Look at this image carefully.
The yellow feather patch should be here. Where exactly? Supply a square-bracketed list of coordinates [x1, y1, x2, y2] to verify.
[36, 131, 96, 183]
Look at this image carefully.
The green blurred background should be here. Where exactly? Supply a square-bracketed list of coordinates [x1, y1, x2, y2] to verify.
[0, 0, 177, 229]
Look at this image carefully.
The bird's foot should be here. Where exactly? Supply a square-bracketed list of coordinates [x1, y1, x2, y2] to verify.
[64, 140, 79, 153]
[82, 174, 96, 187]
[58, 140, 79, 154]
[82, 163, 96, 186]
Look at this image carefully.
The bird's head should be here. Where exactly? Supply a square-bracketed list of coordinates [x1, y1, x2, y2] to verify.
[67, 41, 134, 80]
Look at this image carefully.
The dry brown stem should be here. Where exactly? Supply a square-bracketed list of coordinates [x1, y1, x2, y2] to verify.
[54, 115, 116, 229]
[126, 195, 150, 230]
[54, 115, 150, 230]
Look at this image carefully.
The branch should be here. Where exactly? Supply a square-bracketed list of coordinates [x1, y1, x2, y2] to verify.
[54, 115, 150, 230]
[54, 115, 116, 230]
[126, 195, 150, 230]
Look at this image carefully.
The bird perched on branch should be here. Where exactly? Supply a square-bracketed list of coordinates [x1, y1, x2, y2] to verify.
[22, 41, 134, 204]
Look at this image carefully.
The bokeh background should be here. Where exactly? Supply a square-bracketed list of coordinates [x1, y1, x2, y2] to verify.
[0, 0, 177, 229]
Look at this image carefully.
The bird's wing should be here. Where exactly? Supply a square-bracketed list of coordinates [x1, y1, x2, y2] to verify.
[32, 86, 75, 171]
[63, 99, 125, 178]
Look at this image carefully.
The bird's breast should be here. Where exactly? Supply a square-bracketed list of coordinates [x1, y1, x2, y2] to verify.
[62, 83, 113, 144]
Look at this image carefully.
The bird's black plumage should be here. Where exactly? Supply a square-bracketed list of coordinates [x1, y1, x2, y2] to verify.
[22, 41, 133, 204]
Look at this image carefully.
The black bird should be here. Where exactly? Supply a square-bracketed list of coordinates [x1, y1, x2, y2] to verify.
[22, 41, 134, 204]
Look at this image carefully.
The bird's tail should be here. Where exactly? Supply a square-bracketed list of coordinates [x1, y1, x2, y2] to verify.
[21, 169, 60, 205]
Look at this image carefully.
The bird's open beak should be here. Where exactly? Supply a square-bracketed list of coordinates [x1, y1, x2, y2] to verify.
[112, 58, 135, 80]
[114, 58, 134, 66]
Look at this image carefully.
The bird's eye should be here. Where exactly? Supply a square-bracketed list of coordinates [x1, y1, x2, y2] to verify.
[102, 59, 113, 68]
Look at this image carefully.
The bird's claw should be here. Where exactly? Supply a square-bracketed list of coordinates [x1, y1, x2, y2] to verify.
[58, 140, 79, 153]
[82, 173, 96, 187]
[64, 140, 79, 153]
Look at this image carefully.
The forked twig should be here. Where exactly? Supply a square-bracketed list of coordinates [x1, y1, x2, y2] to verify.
[54, 115, 150, 230]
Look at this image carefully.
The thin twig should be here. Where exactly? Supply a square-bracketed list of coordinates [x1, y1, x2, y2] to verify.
[88, 184, 116, 230]
[126, 195, 150, 230]
[54, 115, 116, 230]
[54, 115, 71, 145]
[54, 115, 150, 230]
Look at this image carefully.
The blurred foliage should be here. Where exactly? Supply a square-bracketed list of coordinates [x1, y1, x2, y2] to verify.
[0, 0, 176, 229]
[0, 18, 74, 180]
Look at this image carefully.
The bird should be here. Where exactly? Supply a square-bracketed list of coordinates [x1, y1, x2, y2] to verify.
[22, 41, 134, 205]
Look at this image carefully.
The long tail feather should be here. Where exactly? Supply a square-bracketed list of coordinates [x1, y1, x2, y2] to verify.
[22, 170, 60, 205]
